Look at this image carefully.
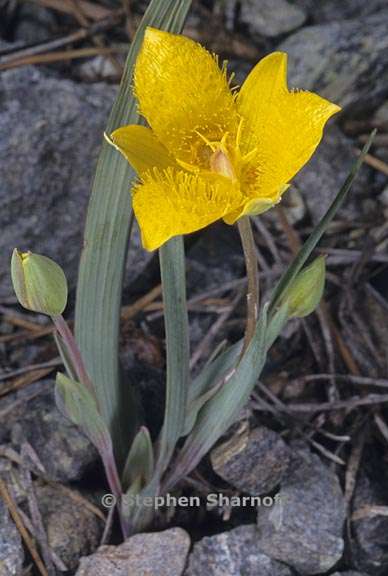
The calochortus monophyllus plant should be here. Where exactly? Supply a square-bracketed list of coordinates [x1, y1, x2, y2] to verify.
[11, 4, 375, 540]
[108, 27, 340, 251]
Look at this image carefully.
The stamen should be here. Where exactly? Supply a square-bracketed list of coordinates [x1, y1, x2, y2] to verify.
[220, 132, 229, 148]
[242, 147, 258, 164]
[194, 130, 218, 152]
[236, 117, 244, 148]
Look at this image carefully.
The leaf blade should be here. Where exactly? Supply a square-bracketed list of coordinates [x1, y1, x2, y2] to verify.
[156, 237, 190, 474]
[165, 305, 268, 491]
[74, 0, 193, 463]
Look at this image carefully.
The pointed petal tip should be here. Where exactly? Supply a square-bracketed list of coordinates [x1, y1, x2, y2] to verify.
[257, 51, 288, 72]
[319, 99, 342, 123]
[330, 102, 342, 115]
[108, 125, 175, 174]
[104, 131, 113, 144]
[267, 51, 288, 61]
[105, 128, 125, 155]
[109, 126, 124, 143]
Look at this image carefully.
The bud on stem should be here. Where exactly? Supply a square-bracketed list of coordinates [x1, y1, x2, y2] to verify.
[11, 249, 68, 316]
[282, 256, 326, 318]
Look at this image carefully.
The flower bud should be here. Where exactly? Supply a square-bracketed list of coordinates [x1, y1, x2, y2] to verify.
[283, 256, 326, 318]
[11, 249, 68, 316]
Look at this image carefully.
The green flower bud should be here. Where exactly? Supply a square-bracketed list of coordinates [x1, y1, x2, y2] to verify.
[283, 256, 326, 318]
[11, 249, 68, 316]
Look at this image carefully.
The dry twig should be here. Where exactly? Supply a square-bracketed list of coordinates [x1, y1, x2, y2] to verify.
[0, 477, 49, 576]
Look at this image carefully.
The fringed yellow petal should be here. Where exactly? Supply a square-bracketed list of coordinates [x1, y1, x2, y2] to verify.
[237, 51, 341, 193]
[134, 27, 239, 167]
[133, 168, 240, 251]
[109, 125, 174, 175]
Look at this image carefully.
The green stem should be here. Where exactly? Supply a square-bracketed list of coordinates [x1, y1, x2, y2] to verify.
[237, 216, 259, 354]
[52, 315, 128, 536]
[102, 448, 128, 538]
[52, 315, 95, 399]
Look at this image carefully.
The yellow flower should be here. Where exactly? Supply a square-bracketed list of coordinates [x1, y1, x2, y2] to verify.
[109, 27, 340, 251]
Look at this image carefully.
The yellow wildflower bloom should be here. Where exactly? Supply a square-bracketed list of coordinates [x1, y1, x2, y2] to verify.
[109, 27, 340, 251]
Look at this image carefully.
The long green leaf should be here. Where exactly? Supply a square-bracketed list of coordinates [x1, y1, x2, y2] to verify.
[183, 341, 242, 436]
[269, 130, 376, 313]
[188, 341, 242, 404]
[74, 0, 192, 464]
[156, 237, 190, 474]
[164, 305, 268, 491]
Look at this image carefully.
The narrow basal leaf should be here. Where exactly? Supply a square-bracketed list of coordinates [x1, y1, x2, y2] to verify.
[184, 341, 242, 436]
[165, 305, 268, 491]
[188, 341, 242, 403]
[264, 302, 289, 351]
[74, 0, 192, 464]
[122, 426, 154, 492]
[269, 130, 376, 314]
[183, 383, 223, 438]
[156, 237, 190, 474]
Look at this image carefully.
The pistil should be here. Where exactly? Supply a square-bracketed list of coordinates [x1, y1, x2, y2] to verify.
[210, 148, 236, 180]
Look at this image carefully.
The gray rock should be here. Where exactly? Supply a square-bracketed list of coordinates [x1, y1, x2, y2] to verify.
[351, 470, 388, 575]
[1, 380, 97, 482]
[76, 527, 190, 576]
[211, 425, 291, 496]
[295, 0, 387, 23]
[374, 101, 388, 124]
[186, 525, 292, 576]
[0, 66, 151, 297]
[0, 499, 24, 576]
[378, 186, 388, 207]
[36, 483, 102, 572]
[255, 446, 346, 574]
[0, 66, 111, 296]
[332, 572, 371, 576]
[228, 0, 306, 38]
[279, 12, 388, 115]
[14, 2, 56, 44]
[76, 55, 123, 82]
[293, 126, 371, 224]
